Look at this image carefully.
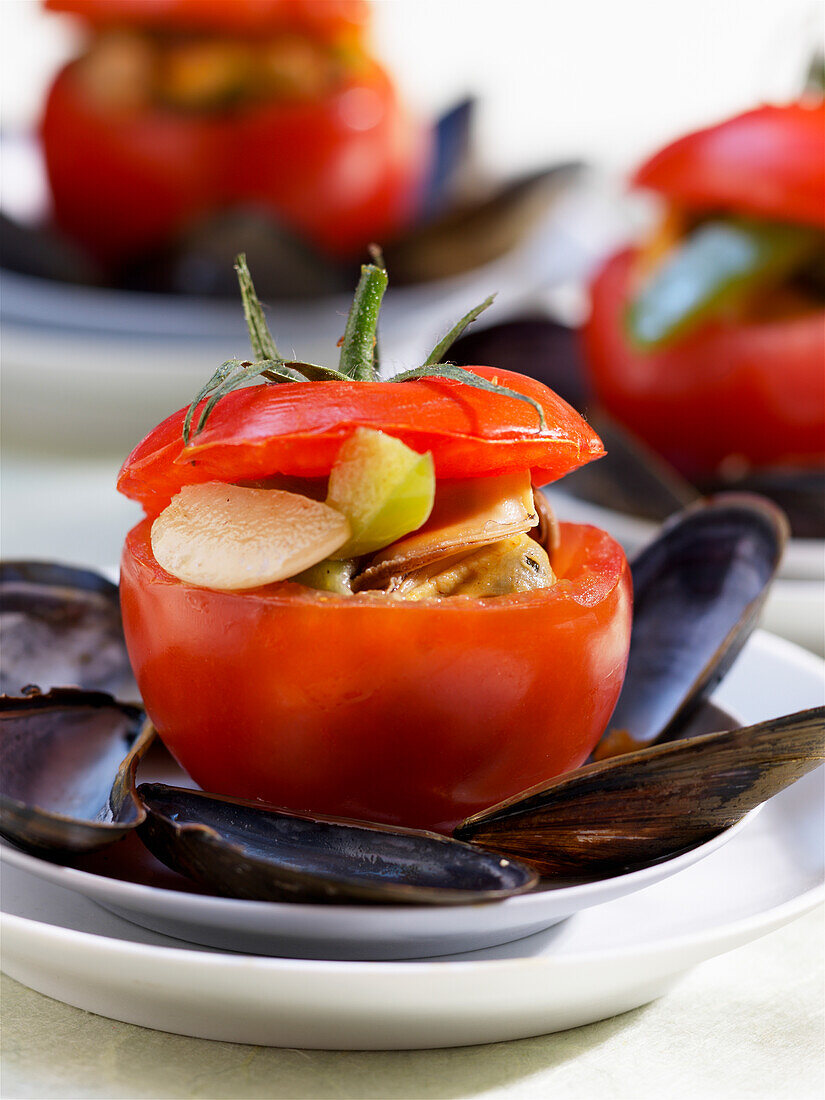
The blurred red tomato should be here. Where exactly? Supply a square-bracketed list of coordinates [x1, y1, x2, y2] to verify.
[45, 0, 370, 38]
[633, 103, 825, 228]
[584, 249, 825, 477]
[41, 1, 430, 262]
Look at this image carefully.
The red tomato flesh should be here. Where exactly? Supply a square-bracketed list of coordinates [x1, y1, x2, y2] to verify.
[121, 518, 631, 834]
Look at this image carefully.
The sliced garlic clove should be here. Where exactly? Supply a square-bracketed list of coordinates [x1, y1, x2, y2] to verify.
[151, 483, 350, 591]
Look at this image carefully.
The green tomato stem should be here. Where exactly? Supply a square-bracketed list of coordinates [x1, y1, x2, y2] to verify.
[235, 253, 279, 361]
[338, 264, 388, 381]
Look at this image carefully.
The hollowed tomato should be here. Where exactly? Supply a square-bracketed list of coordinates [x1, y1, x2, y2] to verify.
[121, 517, 631, 834]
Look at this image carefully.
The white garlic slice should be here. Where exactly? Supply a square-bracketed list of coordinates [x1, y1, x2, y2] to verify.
[151, 483, 351, 591]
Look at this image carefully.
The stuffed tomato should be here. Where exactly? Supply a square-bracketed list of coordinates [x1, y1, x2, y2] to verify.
[42, 0, 429, 264]
[583, 102, 825, 479]
[118, 259, 631, 832]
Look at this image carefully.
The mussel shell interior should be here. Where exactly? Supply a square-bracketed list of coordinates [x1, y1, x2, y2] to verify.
[137, 784, 538, 906]
[0, 689, 149, 854]
[0, 560, 134, 698]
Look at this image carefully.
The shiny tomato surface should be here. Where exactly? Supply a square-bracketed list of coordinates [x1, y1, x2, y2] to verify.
[584, 249, 825, 477]
[118, 366, 606, 514]
[121, 518, 631, 833]
[633, 103, 825, 228]
[41, 59, 428, 262]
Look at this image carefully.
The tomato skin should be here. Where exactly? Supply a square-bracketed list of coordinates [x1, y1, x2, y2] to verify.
[41, 58, 429, 263]
[633, 104, 825, 229]
[117, 366, 606, 514]
[120, 518, 631, 833]
[223, 65, 429, 258]
[42, 65, 220, 263]
[583, 249, 825, 477]
[45, 0, 370, 38]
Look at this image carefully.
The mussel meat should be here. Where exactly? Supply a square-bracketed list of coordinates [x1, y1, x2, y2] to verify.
[355, 471, 539, 591]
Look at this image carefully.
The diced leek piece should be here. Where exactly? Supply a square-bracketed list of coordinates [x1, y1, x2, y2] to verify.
[151, 482, 350, 590]
[294, 559, 356, 595]
[626, 217, 823, 349]
[326, 428, 435, 558]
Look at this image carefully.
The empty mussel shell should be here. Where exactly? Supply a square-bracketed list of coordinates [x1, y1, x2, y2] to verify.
[0, 688, 152, 855]
[698, 466, 825, 540]
[456, 707, 825, 875]
[137, 783, 538, 906]
[0, 560, 135, 698]
[384, 164, 582, 284]
[592, 494, 788, 758]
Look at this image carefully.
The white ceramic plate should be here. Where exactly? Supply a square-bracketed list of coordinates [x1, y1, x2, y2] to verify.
[1, 630, 822, 1048]
[0, 790, 753, 962]
[0, 694, 747, 961]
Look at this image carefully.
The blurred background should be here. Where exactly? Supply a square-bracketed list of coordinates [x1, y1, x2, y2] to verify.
[2, 0, 819, 172]
[1, 0, 823, 649]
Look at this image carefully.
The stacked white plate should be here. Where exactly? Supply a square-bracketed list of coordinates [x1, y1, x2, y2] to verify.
[1, 631, 823, 1049]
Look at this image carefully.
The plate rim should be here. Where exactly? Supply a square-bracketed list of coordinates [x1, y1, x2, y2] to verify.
[2, 869, 821, 975]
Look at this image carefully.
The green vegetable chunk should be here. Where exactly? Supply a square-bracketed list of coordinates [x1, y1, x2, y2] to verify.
[294, 559, 356, 595]
[626, 217, 823, 349]
[326, 428, 436, 559]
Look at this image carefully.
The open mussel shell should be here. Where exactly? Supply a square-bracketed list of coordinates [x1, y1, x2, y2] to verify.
[593, 494, 788, 758]
[456, 707, 825, 875]
[0, 688, 152, 855]
[698, 466, 825, 540]
[0, 560, 135, 698]
[384, 164, 583, 285]
[137, 784, 538, 906]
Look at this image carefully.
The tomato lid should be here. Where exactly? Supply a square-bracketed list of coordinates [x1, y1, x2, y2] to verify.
[118, 366, 604, 514]
[117, 257, 604, 513]
[633, 103, 825, 228]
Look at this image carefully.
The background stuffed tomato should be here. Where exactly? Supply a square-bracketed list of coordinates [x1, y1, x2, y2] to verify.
[585, 248, 825, 477]
[41, 60, 427, 264]
[584, 103, 825, 479]
[121, 517, 631, 834]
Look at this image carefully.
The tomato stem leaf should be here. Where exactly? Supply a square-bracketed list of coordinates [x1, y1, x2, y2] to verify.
[390, 363, 546, 430]
[424, 295, 496, 366]
[235, 253, 279, 361]
[338, 263, 388, 381]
